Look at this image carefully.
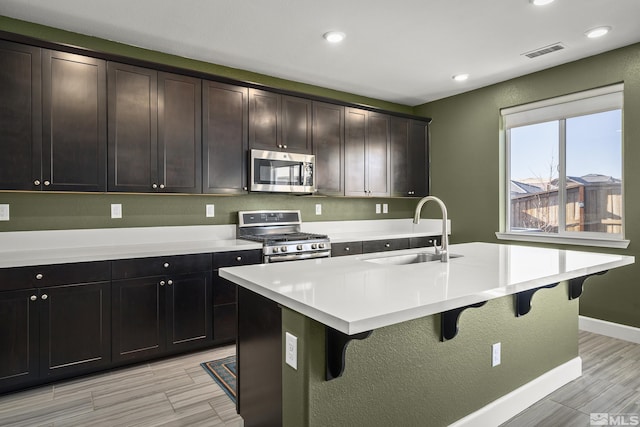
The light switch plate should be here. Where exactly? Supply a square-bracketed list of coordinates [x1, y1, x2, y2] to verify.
[285, 332, 298, 370]
[0, 204, 9, 221]
[492, 342, 501, 367]
[206, 204, 215, 218]
[383, 203, 388, 214]
[375, 204, 381, 214]
[315, 204, 322, 215]
[111, 204, 122, 219]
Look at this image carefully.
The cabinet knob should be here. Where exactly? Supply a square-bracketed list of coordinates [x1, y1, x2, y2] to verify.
[30, 295, 37, 301]
[167, 280, 173, 286]
[163, 262, 170, 268]
[34, 179, 41, 186]
[160, 280, 166, 286]
[44, 180, 50, 186]
[283, 145, 287, 149]
[41, 294, 48, 300]
[159, 184, 165, 189]
[243, 187, 248, 191]
[277, 144, 283, 148]
[35, 273, 43, 280]
[236, 256, 242, 261]
[385, 243, 390, 248]
[345, 247, 350, 251]
[152, 183, 158, 189]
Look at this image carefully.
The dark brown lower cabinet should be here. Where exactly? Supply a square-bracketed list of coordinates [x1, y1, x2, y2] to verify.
[0, 281, 111, 393]
[112, 271, 212, 362]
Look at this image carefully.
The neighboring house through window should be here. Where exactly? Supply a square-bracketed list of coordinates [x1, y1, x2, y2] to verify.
[497, 84, 628, 248]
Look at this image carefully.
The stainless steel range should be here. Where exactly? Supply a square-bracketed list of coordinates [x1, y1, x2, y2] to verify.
[237, 210, 331, 263]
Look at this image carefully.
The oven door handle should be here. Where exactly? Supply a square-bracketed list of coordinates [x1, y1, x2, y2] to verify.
[267, 251, 331, 263]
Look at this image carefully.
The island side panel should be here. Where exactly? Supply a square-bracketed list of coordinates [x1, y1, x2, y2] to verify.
[281, 282, 579, 427]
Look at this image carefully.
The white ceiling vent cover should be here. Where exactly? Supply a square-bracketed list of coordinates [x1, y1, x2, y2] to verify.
[522, 43, 566, 59]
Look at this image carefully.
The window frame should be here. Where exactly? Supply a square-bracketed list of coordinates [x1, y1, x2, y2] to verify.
[496, 84, 628, 249]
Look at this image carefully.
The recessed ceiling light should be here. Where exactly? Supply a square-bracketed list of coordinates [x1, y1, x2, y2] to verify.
[585, 26, 611, 39]
[323, 31, 346, 43]
[452, 74, 469, 82]
[530, 0, 555, 5]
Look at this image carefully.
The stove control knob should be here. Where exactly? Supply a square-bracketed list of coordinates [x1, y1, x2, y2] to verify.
[281, 246, 288, 252]
[311, 243, 318, 249]
[297, 244, 303, 251]
[272, 247, 279, 253]
[319, 243, 325, 249]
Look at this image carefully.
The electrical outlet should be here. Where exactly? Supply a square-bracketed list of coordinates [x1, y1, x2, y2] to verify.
[375, 204, 381, 214]
[0, 204, 9, 221]
[492, 342, 501, 367]
[111, 204, 122, 219]
[206, 204, 215, 218]
[285, 332, 298, 370]
[315, 204, 322, 215]
[383, 203, 388, 214]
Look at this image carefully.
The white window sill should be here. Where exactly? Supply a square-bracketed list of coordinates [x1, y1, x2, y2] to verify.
[495, 232, 630, 249]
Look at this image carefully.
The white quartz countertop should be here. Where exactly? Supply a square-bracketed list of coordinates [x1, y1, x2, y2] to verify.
[220, 242, 635, 335]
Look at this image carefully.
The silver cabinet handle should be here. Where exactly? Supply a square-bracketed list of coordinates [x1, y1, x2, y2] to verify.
[30, 295, 37, 301]
[236, 256, 242, 261]
[41, 294, 48, 300]
[159, 184, 165, 189]
[152, 183, 158, 189]
[163, 262, 169, 268]
[167, 280, 173, 286]
[36, 273, 43, 280]
[160, 280, 166, 286]
[34, 179, 41, 186]
[44, 180, 50, 186]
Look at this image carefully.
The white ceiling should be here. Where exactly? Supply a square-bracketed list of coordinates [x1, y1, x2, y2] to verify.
[2, 0, 639, 106]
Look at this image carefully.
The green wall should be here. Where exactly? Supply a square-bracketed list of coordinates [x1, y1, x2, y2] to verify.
[282, 283, 578, 426]
[414, 43, 640, 328]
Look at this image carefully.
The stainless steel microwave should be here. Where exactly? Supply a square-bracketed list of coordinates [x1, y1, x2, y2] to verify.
[250, 149, 316, 194]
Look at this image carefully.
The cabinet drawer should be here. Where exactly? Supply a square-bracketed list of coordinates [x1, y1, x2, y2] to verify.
[0, 261, 110, 291]
[362, 238, 410, 253]
[213, 250, 262, 269]
[331, 241, 363, 257]
[410, 236, 441, 249]
[112, 253, 212, 279]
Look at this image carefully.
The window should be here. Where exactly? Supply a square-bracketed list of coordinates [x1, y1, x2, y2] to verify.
[498, 84, 627, 248]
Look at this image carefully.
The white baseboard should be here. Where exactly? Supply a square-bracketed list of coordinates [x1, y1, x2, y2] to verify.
[579, 316, 640, 344]
[449, 357, 582, 427]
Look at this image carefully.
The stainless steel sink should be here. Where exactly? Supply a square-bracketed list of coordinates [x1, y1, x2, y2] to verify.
[365, 252, 462, 265]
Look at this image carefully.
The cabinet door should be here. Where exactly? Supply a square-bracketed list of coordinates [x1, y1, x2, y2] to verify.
[249, 88, 280, 151]
[165, 272, 212, 351]
[390, 117, 411, 196]
[42, 50, 107, 192]
[39, 282, 111, 378]
[158, 72, 202, 193]
[281, 95, 312, 154]
[0, 289, 39, 391]
[112, 277, 164, 362]
[0, 40, 42, 191]
[408, 120, 429, 197]
[344, 108, 367, 196]
[313, 102, 344, 195]
[203, 81, 248, 194]
[107, 62, 158, 192]
[366, 112, 390, 196]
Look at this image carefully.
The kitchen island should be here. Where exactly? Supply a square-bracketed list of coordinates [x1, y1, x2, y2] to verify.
[220, 242, 634, 426]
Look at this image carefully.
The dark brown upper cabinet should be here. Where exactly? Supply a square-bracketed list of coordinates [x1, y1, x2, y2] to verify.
[203, 80, 249, 194]
[0, 43, 107, 191]
[390, 118, 429, 197]
[345, 108, 390, 197]
[249, 89, 312, 154]
[108, 63, 202, 193]
[313, 102, 344, 196]
[0, 40, 42, 191]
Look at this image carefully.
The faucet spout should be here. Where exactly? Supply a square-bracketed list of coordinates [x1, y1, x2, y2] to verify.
[413, 196, 449, 262]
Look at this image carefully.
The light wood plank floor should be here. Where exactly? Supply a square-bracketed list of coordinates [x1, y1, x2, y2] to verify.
[0, 345, 242, 426]
[501, 331, 640, 426]
[0, 331, 638, 426]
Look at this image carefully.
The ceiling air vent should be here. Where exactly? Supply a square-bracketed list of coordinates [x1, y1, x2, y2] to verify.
[522, 43, 565, 59]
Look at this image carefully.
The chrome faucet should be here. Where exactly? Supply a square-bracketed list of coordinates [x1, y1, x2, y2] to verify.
[413, 196, 449, 262]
